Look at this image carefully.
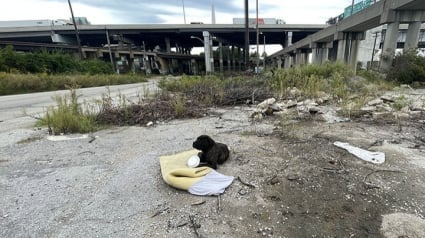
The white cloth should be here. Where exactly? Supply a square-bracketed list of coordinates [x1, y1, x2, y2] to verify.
[334, 141, 385, 164]
[189, 170, 234, 196]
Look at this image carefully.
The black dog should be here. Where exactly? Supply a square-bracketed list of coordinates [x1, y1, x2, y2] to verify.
[192, 135, 229, 169]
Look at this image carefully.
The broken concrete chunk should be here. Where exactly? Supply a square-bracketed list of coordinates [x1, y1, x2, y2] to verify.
[257, 98, 276, 109]
[381, 95, 395, 103]
[367, 98, 383, 106]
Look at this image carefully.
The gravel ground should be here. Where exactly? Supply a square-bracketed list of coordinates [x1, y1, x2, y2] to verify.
[1, 101, 425, 237]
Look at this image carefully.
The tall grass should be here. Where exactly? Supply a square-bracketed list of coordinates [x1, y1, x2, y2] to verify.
[268, 62, 353, 100]
[0, 73, 147, 95]
[36, 86, 98, 135]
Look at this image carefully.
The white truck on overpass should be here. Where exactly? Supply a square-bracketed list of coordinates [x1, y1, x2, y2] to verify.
[0, 19, 70, 28]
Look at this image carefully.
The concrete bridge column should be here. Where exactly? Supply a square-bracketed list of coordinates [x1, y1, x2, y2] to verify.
[277, 58, 283, 69]
[227, 48, 232, 72]
[380, 21, 400, 72]
[157, 57, 169, 74]
[165, 38, 171, 53]
[191, 59, 199, 75]
[283, 56, 289, 69]
[347, 32, 364, 72]
[348, 39, 360, 73]
[323, 42, 332, 63]
[295, 50, 302, 66]
[337, 38, 347, 62]
[311, 43, 319, 64]
[285, 32, 293, 47]
[404, 21, 421, 51]
[144, 56, 152, 75]
[231, 46, 236, 72]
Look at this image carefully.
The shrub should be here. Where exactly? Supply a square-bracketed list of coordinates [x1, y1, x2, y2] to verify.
[159, 75, 273, 106]
[387, 50, 425, 84]
[37, 87, 98, 135]
[268, 62, 353, 99]
[0, 45, 113, 74]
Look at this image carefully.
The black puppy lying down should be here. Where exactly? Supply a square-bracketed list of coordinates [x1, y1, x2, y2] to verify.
[192, 135, 229, 169]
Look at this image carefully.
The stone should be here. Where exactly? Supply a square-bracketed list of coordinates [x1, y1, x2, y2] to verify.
[288, 87, 302, 98]
[361, 106, 376, 112]
[381, 95, 395, 103]
[372, 112, 393, 120]
[308, 106, 321, 114]
[257, 98, 276, 109]
[409, 101, 424, 111]
[367, 98, 383, 106]
[285, 100, 297, 108]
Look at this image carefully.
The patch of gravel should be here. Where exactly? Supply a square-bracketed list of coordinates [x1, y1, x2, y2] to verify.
[1, 104, 424, 237]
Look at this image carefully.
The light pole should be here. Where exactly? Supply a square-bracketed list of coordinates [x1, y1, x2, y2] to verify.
[262, 33, 266, 69]
[191, 33, 213, 74]
[182, 0, 187, 24]
[370, 31, 380, 70]
[256, 0, 260, 73]
[67, 0, 83, 59]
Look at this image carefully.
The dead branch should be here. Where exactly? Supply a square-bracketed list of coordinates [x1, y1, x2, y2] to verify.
[217, 194, 221, 213]
[237, 176, 256, 188]
[191, 200, 206, 206]
[189, 215, 201, 238]
[363, 169, 405, 189]
[150, 207, 169, 218]
[88, 135, 96, 143]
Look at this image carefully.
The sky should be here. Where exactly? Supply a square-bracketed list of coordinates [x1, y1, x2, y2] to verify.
[0, 0, 355, 25]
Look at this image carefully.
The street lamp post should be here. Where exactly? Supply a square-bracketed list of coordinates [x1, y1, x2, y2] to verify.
[263, 33, 266, 69]
[191, 33, 213, 74]
[256, 0, 259, 73]
[182, 0, 187, 24]
[67, 0, 83, 59]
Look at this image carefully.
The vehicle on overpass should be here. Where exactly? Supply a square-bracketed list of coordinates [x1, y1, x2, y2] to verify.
[0, 19, 71, 28]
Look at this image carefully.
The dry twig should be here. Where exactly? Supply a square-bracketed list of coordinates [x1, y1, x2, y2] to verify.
[189, 215, 201, 238]
[150, 207, 169, 218]
[237, 176, 256, 188]
[363, 169, 405, 189]
[217, 194, 221, 213]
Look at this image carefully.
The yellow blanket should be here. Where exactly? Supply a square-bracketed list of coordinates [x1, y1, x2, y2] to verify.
[160, 149, 211, 191]
[159, 149, 234, 195]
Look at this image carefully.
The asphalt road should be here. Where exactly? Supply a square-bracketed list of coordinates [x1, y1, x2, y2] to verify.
[0, 80, 159, 132]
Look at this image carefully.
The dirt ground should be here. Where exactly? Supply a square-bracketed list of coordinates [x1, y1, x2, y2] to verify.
[150, 107, 425, 238]
[1, 91, 424, 237]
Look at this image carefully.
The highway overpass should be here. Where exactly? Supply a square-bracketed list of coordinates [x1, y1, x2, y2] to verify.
[0, 23, 326, 74]
[269, 0, 425, 72]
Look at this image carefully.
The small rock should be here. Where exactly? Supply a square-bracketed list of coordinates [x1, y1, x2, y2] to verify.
[410, 101, 424, 111]
[146, 121, 154, 127]
[361, 106, 376, 112]
[367, 98, 383, 106]
[257, 98, 276, 109]
[308, 106, 321, 114]
[285, 100, 297, 108]
[381, 95, 395, 103]
[372, 112, 393, 120]
[287, 174, 299, 181]
[288, 87, 301, 98]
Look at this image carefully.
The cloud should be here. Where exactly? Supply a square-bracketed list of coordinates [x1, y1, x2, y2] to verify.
[0, 0, 353, 24]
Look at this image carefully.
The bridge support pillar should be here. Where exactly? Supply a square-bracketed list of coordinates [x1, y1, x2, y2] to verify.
[404, 21, 421, 51]
[380, 21, 399, 72]
[348, 38, 360, 73]
[285, 32, 293, 47]
[283, 56, 289, 69]
[311, 43, 319, 64]
[277, 58, 283, 69]
[165, 38, 171, 53]
[158, 57, 169, 74]
[323, 42, 332, 63]
[336, 38, 347, 62]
